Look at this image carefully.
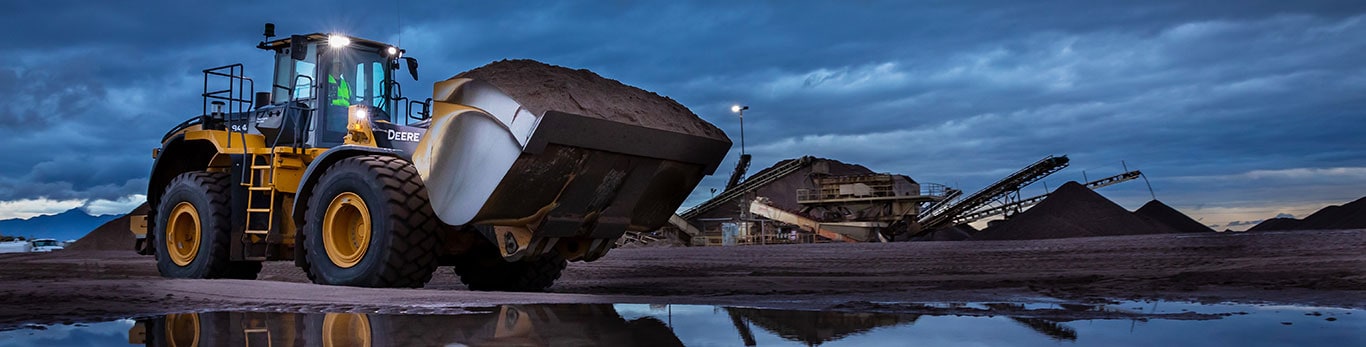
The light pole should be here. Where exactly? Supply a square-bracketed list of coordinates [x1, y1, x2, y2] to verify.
[729, 105, 752, 244]
[731, 105, 748, 155]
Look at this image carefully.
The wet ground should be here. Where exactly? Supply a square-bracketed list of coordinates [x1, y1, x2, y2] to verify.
[2, 301, 1360, 346]
[0, 229, 1361, 345]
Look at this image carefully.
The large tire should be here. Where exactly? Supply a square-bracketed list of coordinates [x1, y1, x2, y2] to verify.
[154, 172, 234, 278]
[452, 246, 567, 292]
[148, 312, 230, 347]
[302, 155, 440, 288]
[302, 312, 392, 347]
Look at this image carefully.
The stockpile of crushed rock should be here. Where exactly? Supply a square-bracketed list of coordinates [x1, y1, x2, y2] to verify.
[68, 203, 148, 251]
[1249, 196, 1366, 231]
[971, 182, 1181, 241]
[1134, 200, 1215, 233]
[453, 59, 729, 141]
[913, 224, 975, 241]
[1246, 218, 1300, 231]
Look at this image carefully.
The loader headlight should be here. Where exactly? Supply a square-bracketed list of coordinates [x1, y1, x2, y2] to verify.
[328, 35, 351, 48]
[348, 107, 369, 132]
[386, 46, 398, 56]
[344, 106, 374, 147]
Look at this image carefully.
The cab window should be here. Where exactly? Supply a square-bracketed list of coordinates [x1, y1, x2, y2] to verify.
[272, 42, 318, 102]
[315, 44, 390, 146]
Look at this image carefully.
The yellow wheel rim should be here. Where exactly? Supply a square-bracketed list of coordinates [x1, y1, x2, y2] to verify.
[166, 202, 201, 267]
[323, 313, 372, 347]
[323, 192, 371, 268]
[164, 313, 200, 347]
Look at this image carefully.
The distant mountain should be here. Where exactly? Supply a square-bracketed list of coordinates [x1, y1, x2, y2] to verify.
[1249, 196, 1366, 231]
[0, 209, 120, 241]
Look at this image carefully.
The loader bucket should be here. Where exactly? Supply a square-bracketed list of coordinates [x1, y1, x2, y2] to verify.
[413, 78, 730, 242]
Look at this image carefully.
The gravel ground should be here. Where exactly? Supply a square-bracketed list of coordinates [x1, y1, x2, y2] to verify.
[1, 229, 1362, 328]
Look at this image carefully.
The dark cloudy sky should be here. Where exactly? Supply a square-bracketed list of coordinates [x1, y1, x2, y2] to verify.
[1, 1, 1363, 229]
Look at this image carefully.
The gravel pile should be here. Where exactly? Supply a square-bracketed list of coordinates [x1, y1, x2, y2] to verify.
[912, 224, 975, 241]
[1250, 196, 1366, 231]
[1247, 218, 1302, 231]
[1133, 200, 1214, 233]
[972, 182, 1176, 240]
[68, 203, 147, 251]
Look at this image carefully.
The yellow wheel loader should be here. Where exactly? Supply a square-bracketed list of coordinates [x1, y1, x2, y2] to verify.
[131, 24, 730, 291]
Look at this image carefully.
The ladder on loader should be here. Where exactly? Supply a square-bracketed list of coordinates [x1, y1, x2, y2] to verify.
[242, 153, 276, 261]
[203, 64, 280, 261]
[240, 150, 306, 260]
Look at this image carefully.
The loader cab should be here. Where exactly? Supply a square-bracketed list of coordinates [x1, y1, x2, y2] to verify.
[261, 33, 400, 148]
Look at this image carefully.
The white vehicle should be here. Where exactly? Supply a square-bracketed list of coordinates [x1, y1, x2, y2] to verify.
[0, 240, 31, 253]
[29, 238, 64, 252]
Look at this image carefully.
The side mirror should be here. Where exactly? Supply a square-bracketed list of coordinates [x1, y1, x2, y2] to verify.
[403, 57, 419, 81]
[289, 35, 308, 61]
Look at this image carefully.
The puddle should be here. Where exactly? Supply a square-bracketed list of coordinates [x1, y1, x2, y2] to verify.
[2, 301, 1360, 346]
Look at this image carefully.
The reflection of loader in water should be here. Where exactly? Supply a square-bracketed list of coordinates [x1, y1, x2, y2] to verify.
[131, 305, 684, 347]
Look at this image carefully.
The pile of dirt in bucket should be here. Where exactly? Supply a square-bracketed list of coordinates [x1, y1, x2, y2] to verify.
[454, 59, 729, 141]
[67, 203, 147, 251]
[1249, 196, 1366, 231]
[972, 182, 1176, 240]
[1133, 200, 1214, 233]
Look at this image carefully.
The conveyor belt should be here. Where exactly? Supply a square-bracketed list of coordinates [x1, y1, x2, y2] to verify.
[951, 170, 1142, 225]
[725, 154, 752, 191]
[680, 156, 813, 220]
[917, 155, 1070, 229]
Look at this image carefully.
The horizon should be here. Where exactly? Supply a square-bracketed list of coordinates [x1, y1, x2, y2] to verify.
[1, 163, 1358, 233]
[2, 1, 1364, 231]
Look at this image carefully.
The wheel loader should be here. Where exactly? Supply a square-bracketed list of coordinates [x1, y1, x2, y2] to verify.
[129, 24, 730, 291]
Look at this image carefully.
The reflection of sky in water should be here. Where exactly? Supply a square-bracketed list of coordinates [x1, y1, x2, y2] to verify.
[621, 302, 1363, 347]
[0, 319, 134, 347]
[617, 304, 809, 346]
[831, 312, 1361, 346]
[3, 302, 1361, 346]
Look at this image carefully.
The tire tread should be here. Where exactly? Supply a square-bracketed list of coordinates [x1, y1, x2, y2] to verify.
[303, 155, 439, 288]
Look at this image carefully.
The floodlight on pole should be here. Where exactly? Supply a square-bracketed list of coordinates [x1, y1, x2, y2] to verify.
[731, 105, 748, 155]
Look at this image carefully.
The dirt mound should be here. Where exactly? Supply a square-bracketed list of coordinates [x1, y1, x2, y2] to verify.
[1248, 218, 1301, 231]
[67, 203, 147, 251]
[1300, 197, 1366, 229]
[1250, 196, 1366, 231]
[972, 182, 1177, 241]
[1133, 200, 1214, 233]
[454, 59, 728, 141]
[911, 224, 975, 241]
